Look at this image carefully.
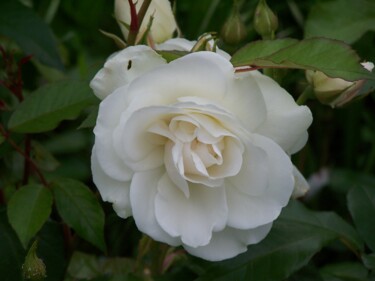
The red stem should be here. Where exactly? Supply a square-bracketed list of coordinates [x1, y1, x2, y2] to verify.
[0, 124, 48, 187]
[22, 135, 32, 185]
[234, 65, 291, 73]
[128, 0, 139, 32]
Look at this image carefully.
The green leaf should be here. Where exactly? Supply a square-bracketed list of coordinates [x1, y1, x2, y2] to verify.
[67, 251, 134, 280]
[196, 201, 341, 281]
[305, 0, 375, 44]
[330, 169, 375, 193]
[52, 178, 106, 251]
[8, 80, 98, 133]
[320, 262, 368, 281]
[231, 38, 375, 81]
[7, 184, 53, 248]
[32, 141, 60, 171]
[281, 201, 364, 253]
[362, 253, 375, 270]
[38, 221, 67, 281]
[0, 208, 25, 281]
[347, 185, 375, 252]
[78, 106, 99, 129]
[0, 0, 63, 69]
[156, 50, 190, 63]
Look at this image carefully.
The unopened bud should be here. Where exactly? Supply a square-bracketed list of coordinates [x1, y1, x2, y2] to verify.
[306, 62, 374, 107]
[254, 0, 278, 39]
[221, 2, 247, 45]
[22, 240, 46, 281]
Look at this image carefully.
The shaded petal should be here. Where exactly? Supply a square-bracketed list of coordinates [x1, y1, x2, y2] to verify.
[292, 166, 310, 198]
[228, 139, 269, 197]
[157, 38, 231, 60]
[226, 134, 294, 229]
[91, 146, 132, 218]
[251, 134, 295, 203]
[164, 141, 190, 197]
[155, 174, 228, 247]
[207, 138, 243, 178]
[90, 45, 166, 99]
[130, 169, 180, 246]
[157, 38, 195, 51]
[252, 71, 313, 154]
[226, 71, 267, 131]
[226, 181, 281, 229]
[184, 224, 272, 261]
[115, 106, 179, 171]
[94, 89, 133, 181]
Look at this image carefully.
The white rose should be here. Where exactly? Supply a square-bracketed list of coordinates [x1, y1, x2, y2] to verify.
[90, 38, 229, 100]
[115, 0, 177, 44]
[91, 46, 312, 261]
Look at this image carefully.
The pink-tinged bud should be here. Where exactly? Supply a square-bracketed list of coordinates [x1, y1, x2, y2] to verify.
[115, 0, 177, 44]
[306, 62, 374, 108]
[221, 2, 247, 45]
[254, 0, 278, 39]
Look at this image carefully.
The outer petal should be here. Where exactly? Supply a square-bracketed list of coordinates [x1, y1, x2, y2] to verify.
[251, 71, 313, 154]
[123, 52, 234, 113]
[157, 38, 231, 60]
[292, 166, 310, 198]
[227, 72, 267, 132]
[157, 38, 195, 51]
[91, 146, 132, 218]
[155, 174, 228, 247]
[90, 45, 166, 100]
[94, 88, 133, 182]
[227, 134, 294, 229]
[130, 169, 180, 246]
[184, 224, 272, 261]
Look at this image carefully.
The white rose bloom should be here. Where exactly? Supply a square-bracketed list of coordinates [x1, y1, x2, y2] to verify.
[90, 38, 229, 100]
[115, 0, 177, 44]
[91, 45, 312, 261]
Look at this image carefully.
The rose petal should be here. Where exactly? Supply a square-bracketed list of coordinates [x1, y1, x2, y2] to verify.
[91, 146, 132, 218]
[123, 52, 234, 113]
[164, 141, 190, 197]
[94, 88, 133, 181]
[184, 224, 272, 261]
[225, 181, 282, 229]
[157, 38, 231, 60]
[130, 169, 180, 246]
[226, 134, 294, 229]
[252, 71, 313, 154]
[155, 174, 228, 247]
[90, 46, 166, 100]
[292, 166, 310, 198]
[115, 106, 179, 171]
[157, 38, 196, 51]
[251, 134, 295, 203]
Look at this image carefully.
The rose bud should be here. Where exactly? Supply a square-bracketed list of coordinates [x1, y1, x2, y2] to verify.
[306, 62, 374, 108]
[254, 0, 278, 39]
[115, 0, 177, 44]
[221, 1, 247, 45]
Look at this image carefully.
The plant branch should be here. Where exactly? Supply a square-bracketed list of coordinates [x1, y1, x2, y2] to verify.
[22, 135, 32, 185]
[0, 124, 48, 187]
[126, 0, 153, 45]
